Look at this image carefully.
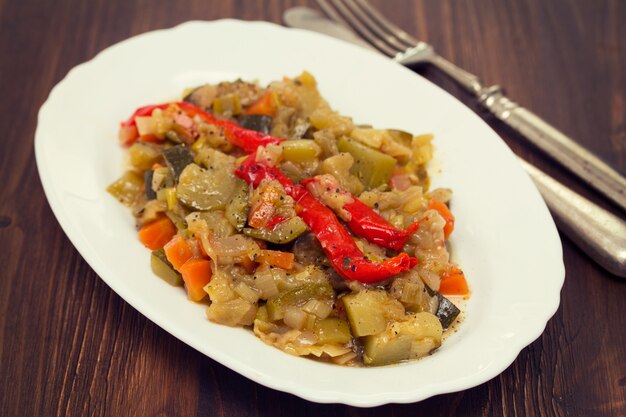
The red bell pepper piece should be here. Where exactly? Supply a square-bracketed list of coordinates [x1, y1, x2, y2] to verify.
[343, 199, 411, 251]
[265, 215, 287, 230]
[120, 103, 170, 128]
[302, 176, 419, 251]
[121, 102, 284, 153]
[235, 155, 417, 283]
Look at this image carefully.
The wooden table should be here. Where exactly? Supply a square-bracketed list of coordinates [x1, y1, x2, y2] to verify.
[1, 0, 624, 415]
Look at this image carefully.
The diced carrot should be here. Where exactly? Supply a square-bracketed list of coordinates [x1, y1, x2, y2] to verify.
[248, 183, 282, 229]
[245, 91, 278, 117]
[164, 234, 193, 270]
[439, 267, 469, 296]
[248, 200, 274, 229]
[255, 250, 295, 270]
[138, 216, 177, 250]
[179, 259, 212, 302]
[238, 255, 256, 274]
[428, 199, 455, 239]
[151, 162, 164, 170]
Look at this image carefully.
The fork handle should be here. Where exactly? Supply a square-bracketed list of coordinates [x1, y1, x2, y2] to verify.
[428, 55, 626, 211]
[521, 160, 626, 278]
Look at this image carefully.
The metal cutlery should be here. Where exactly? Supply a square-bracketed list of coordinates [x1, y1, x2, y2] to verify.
[283, 6, 626, 277]
[314, 0, 626, 213]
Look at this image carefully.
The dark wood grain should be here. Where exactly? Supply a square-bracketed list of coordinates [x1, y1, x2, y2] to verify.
[1, 0, 624, 416]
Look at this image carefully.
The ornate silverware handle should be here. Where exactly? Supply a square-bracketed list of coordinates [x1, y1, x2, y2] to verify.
[427, 54, 626, 211]
[521, 160, 626, 278]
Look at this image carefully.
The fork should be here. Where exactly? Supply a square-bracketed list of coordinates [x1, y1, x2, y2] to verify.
[316, 0, 626, 212]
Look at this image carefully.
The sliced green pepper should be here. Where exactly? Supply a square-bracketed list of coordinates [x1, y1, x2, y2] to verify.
[243, 216, 307, 244]
[266, 282, 334, 321]
[150, 249, 183, 286]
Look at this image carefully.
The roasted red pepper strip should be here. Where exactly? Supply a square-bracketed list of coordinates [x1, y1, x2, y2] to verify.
[235, 155, 417, 283]
[302, 176, 418, 251]
[265, 215, 287, 230]
[122, 102, 284, 153]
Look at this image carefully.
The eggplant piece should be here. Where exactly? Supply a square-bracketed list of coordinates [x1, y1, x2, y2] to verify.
[183, 84, 217, 110]
[425, 286, 461, 329]
[144, 170, 156, 200]
[292, 232, 327, 266]
[238, 115, 273, 134]
[163, 145, 193, 181]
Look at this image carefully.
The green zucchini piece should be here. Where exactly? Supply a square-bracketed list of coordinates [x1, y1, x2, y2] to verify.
[183, 84, 216, 110]
[163, 145, 193, 181]
[337, 136, 396, 189]
[107, 171, 143, 207]
[242, 217, 307, 244]
[314, 318, 352, 344]
[176, 163, 237, 211]
[150, 249, 183, 286]
[425, 286, 461, 329]
[342, 290, 405, 337]
[362, 312, 442, 366]
[225, 180, 249, 231]
[238, 115, 273, 134]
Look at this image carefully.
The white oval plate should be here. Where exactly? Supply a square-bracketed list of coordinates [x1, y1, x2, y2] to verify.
[35, 20, 564, 407]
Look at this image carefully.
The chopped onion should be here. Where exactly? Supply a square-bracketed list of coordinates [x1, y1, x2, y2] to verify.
[206, 298, 256, 326]
[319, 344, 352, 358]
[302, 299, 332, 319]
[210, 235, 260, 265]
[252, 267, 279, 298]
[234, 282, 260, 304]
[332, 351, 357, 365]
[283, 306, 307, 330]
[410, 337, 437, 358]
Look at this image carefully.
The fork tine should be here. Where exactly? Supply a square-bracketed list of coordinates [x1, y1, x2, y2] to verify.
[352, 0, 418, 47]
[341, 0, 413, 51]
[317, 0, 398, 57]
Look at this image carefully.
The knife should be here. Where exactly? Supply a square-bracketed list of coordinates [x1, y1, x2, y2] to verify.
[283, 7, 626, 278]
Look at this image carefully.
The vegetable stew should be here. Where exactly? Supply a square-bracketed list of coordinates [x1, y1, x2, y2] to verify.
[107, 72, 469, 366]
